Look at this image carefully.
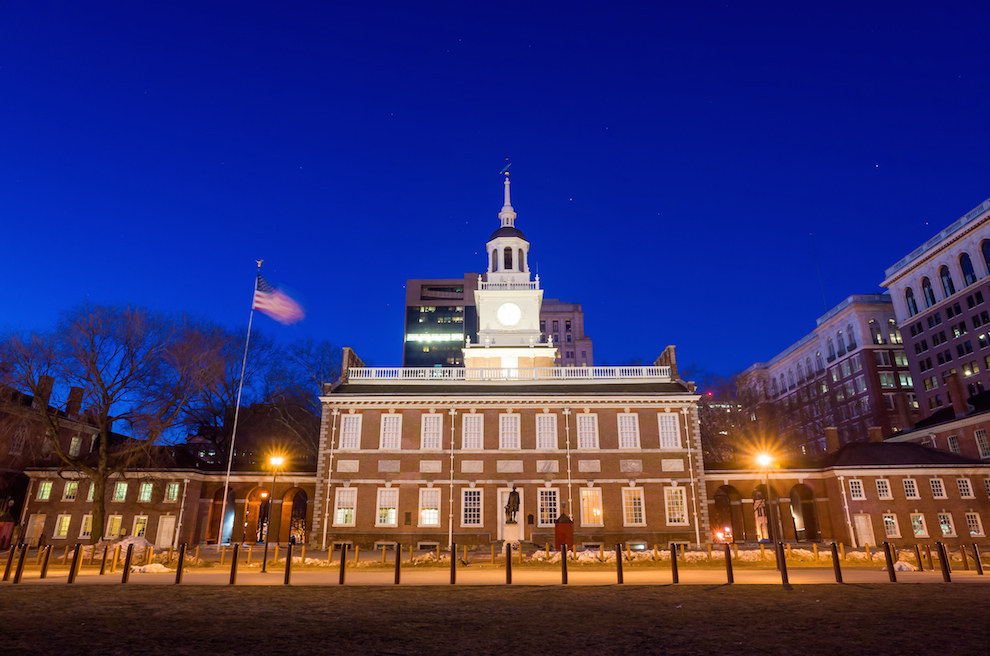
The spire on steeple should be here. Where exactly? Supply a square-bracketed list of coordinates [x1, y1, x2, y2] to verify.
[499, 174, 517, 227]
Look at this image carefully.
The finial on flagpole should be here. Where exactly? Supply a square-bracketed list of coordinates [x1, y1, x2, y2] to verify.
[499, 158, 511, 177]
[256, 259, 264, 270]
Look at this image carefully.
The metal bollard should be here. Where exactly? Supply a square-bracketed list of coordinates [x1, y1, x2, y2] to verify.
[40, 545, 53, 579]
[394, 543, 401, 585]
[615, 543, 624, 584]
[724, 543, 734, 584]
[450, 543, 456, 585]
[67, 544, 82, 584]
[284, 543, 293, 585]
[338, 544, 347, 585]
[960, 545, 969, 571]
[121, 544, 134, 584]
[561, 543, 568, 585]
[669, 542, 679, 584]
[914, 544, 924, 571]
[973, 544, 984, 576]
[505, 542, 512, 585]
[883, 541, 897, 583]
[12, 544, 28, 584]
[111, 545, 120, 573]
[830, 543, 843, 583]
[3, 545, 15, 581]
[925, 544, 934, 570]
[777, 542, 791, 589]
[935, 541, 951, 582]
[175, 544, 186, 584]
[229, 543, 239, 585]
[220, 545, 226, 566]
[100, 545, 109, 575]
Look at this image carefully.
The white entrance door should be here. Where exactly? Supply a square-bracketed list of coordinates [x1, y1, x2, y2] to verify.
[853, 514, 875, 548]
[26, 514, 46, 546]
[156, 515, 176, 549]
[497, 488, 525, 541]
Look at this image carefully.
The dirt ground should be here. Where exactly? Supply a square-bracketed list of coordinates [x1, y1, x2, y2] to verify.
[1, 584, 988, 655]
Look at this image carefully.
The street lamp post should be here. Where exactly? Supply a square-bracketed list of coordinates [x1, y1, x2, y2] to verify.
[261, 456, 285, 574]
[757, 453, 781, 569]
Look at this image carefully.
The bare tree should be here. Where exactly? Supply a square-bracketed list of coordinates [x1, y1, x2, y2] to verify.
[0, 304, 219, 542]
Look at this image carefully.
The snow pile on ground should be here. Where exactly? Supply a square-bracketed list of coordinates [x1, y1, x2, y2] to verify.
[113, 535, 154, 551]
[130, 563, 171, 574]
[892, 560, 918, 572]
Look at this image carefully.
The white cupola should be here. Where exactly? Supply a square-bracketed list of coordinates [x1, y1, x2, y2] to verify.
[485, 175, 531, 284]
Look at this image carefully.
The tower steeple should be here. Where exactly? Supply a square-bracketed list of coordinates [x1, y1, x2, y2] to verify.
[499, 175, 517, 227]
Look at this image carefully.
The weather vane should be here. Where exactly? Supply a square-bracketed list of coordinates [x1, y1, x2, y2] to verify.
[499, 159, 511, 176]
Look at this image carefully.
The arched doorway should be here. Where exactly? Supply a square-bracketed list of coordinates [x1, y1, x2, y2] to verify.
[789, 484, 819, 542]
[752, 485, 771, 542]
[245, 487, 272, 543]
[209, 487, 236, 544]
[279, 488, 308, 544]
[711, 485, 746, 542]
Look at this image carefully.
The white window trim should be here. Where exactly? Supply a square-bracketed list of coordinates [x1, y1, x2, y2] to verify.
[938, 512, 956, 537]
[420, 414, 443, 451]
[165, 482, 181, 503]
[106, 514, 123, 538]
[903, 478, 920, 500]
[499, 413, 521, 450]
[664, 486, 689, 526]
[112, 482, 128, 502]
[418, 488, 441, 528]
[576, 413, 599, 450]
[930, 478, 947, 499]
[580, 487, 603, 527]
[537, 488, 560, 527]
[875, 479, 892, 500]
[53, 514, 72, 539]
[37, 481, 53, 501]
[138, 482, 154, 503]
[132, 515, 149, 538]
[79, 514, 93, 539]
[849, 479, 866, 500]
[621, 487, 646, 527]
[617, 413, 641, 449]
[339, 414, 363, 450]
[536, 414, 558, 450]
[460, 488, 483, 527]
[965, 512, 985, 537]
[882, 513, 901, 538]
[379, 414, 402, 451]
[910, 513, 929, 538]
[62, 481, 79, 501]
[333, 487, 357, 527]
[957, 478, 975, 499]
[658, 413, 682, 449]
[375, 487, 399, 527]
[462, 414, 484, 451]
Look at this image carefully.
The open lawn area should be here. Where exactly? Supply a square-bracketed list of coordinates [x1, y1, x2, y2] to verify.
[1, 584, 988, 655]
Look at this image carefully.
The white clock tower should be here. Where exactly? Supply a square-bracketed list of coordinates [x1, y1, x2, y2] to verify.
[463, 174, 558, 370]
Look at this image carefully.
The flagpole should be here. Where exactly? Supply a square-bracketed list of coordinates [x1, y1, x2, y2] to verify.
[216, 260, 263, 546]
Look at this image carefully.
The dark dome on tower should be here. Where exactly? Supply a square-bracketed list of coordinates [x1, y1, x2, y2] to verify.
[489, 225, 527, 240]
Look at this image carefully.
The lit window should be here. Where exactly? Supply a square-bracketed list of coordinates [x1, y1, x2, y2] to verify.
[875, 479, 892, 500]
[499, 414, 521, 450]
[133, 516, 148, 538]
[462, 414, 484, 450]
[61, 481, 78, 501]
[664, 486, 688, 525]
[947, 436, 961, 453]
[339, 414, 363, 450]
[930, 478, 946, 499]
[420, 414, 443, 450]
[976, 429, 990, 458]
[37, 481, 53, 501]
[576, 414, 599, 449]
[658, 413, 681, 448]
[54, 514, 71, 539]
[910, 513, 928, 537]
[112, 482, 128, 502]
[965, 512, 984, 536]
[882, 514, 900, 538]
[379, 414, 402, 450]
[537, 488, 559, 527]
[903, 479, 919, 499]
[79, 515, 92, 539]
[849, 479, 865, 500]
[580, 488, 603, 526]
[106, 515, 123, 538]
[86, 483, 94, 502]
[375, 488, 399, 527]
[138, 483, 153, 502]
[617, 413, 641, 449]
[958, 478, 974, 498]
[418, 488, 441, 527]
[165, 482, 180, 502]
[68, 436, 82, 458]
[461, 489, 482, 526]
[622, 487, 646, 526]
[333, 488, 357, 526]
[536, 414, 557, 450]
[938, 512, 955, 537]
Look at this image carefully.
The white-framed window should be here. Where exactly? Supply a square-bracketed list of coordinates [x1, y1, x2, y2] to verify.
[461, 488, 482, 526]
[576, 414, 599, 449]
[536, 414, 557, 450]
[622, 487, 646, 526]
[112, 482, 128, 502]
[138, 482, 153, 502]
[79, 515, 93, 539]
[938, 512, 955, 536]
[664, 486, 688, 525]
[499, 414, 521, 450]
[617, 413, 641, 449]
[106, 515, 123, 538]
[658, 413, 681, 448]
[849, 479, 865, 500]
[958, 478, 974, 498]
[339, 414, 363, 450]
[976, 429, 990, 458]
[53, 514, 71, 539]
[87, 482, 95, 502]
[375, 488, 399, 527]
[903, 478, 919, 499]
[965, 512, 984, 536]
[930, 478, 946, 499]
[333, 487, 357, 527]
[63, 481, 78, 501]
[165, 482, 180, 502]
[379, 414, 402, 450]
[537, 488, 559, 527]
[947, 435, 961, 453]
[418, 488, 441, 527]
[133, 515, 148, 538]
[37, 481, 53, 501]
[68, 436, 82, 457]
[580, 488, 603, 526]
[882, 513, 900, 538]
[910, 513, 928, 537]
[420, 414, 443, 450]
[462, 414, 483, 450]
[875, 479, 892, 500]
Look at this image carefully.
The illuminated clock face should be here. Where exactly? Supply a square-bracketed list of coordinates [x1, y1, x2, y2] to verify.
[496, 302, 522, 327]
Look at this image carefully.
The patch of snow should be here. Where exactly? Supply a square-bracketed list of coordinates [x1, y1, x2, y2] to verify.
[131, 563, 171, 574]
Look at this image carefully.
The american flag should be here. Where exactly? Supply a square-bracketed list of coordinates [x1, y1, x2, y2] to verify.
[253, 274, 304, 324]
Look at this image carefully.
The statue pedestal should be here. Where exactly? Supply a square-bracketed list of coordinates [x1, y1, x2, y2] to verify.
[503, 522, 521, 544]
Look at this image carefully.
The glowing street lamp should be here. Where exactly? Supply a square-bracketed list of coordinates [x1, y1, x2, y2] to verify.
[757, 452, 781, 568]
[261, 455, 285, 573]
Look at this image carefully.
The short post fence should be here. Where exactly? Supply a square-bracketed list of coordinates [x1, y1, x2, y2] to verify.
[121, 544, 134, 584]
[777, 542, 791, 589]
[449, 543, 456, 585]
[914, 544, 924, 571]
[175, 544, 186, 584]
[394, 543, 401, 585]
[61, 545, 69, 565]
[935, 542, 951, 582]
[973, 544, 984, 576]
[228, 543, 239, 585]
[99, 545, 109, 575]
[40, 545, 52, 579]
[284, 543, 293, 585]
[110, 545, 121, 574]
[959, 545, 969, 571]
[883, 541, 896, 583]
[505, 543, 512, 585]
[561, 543, 568, 585]
[830, 543, 843, 583]
[669, 543, 679, 584]
[4, 545, 16, 581]
[615, 543, 624, 585]
[723, 543, 733, 584]
[338, 545, 347, 585]
[67, 544, 81, 584]
[12, 544, 28, 584]
[925, 544, 934, 569]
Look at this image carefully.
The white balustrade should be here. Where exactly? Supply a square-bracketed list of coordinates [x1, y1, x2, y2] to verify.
[346, 365, 671, 382]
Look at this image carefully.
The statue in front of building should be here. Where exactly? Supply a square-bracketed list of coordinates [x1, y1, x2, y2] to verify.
[504, 486, 520, 524]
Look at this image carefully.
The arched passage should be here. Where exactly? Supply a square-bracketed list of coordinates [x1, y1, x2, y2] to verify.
[789, 484, 819, 542]
[245, 486, 272, 543]
[279, 487, 308, 544]
[209, 487, 236, 544]
[711, 485, 746, 542]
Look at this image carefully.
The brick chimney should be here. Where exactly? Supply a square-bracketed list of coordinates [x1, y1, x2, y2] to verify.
[944, 372, 969, 418]
[824, 426, 840, 453]
[866, 426, 884, 443]
[34, 375, 54, 409]
[67, 387, 84, 417]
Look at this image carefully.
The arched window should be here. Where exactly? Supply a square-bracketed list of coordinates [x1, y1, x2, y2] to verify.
[771, 379, 778, 395]
[837, 332, 846, 354]
[846, 324, 857, 349]
[905, 287, 918, 316]
[827, 337, 835, 360]
[788, 370, 795, 388]
[888, 319, 902, 344]
[805, 357, 813, 377]
[960, 253, 977, 286]
[504, 246, 513, 270]
[869, 319, 884, 344]
[491, 249, 498, 272]
[921, 277, 936, 307]
[982, 240, 990, 276]
[816, 352, 824, 372]
[939, 265, 955, 297]
[796, 362, 804, 382]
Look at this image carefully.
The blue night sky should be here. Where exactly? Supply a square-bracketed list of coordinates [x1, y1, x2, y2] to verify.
[3, 2, 990, 382]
